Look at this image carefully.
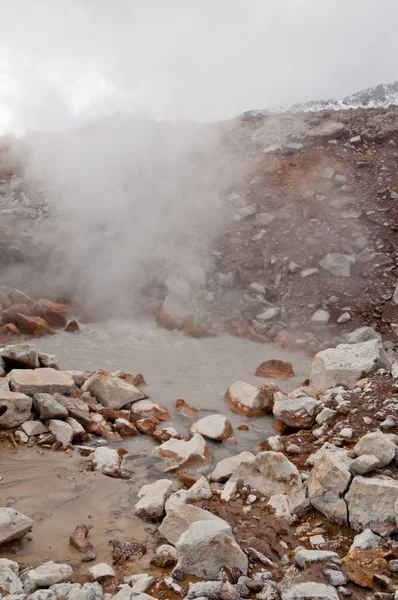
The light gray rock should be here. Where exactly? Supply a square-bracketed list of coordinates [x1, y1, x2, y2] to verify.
[63, 371, 93, 387]
[0, 558, 19, 574]
[22, 562, 73, 593]
[33, 394, 68, 420]
[153, 433, 211, 471]
[159, 504, 223, 545]
[345, 475, 398, 531]
[306, 442, 351, 467]
[27, 591, 56, 600]
[165, 476, 212, 511]
[319, 253, 356, 277]
[211, 452, 255, 482]
[324, 569, 347, 587]
[225, 380, 276, 416]
[190, 414, 232, 441]
[346, 327, 381, 344]
[21, 420, 48, 436]
[307, 452, 351, 524]
[353, 430, 396, 468]
[311, 310, 330, 324]
[320, 167, 335, 179]
[88, 563, 114, 581]
[0, 566, 24, 594]
[310, 340, 391, 391]
[308, 120, 346, 139]
[175, 519, 248, 578]
[350, 454, 380, 475]
[49, 583, 81, 600]
[316, 408, 337, 424]
[66, 417, 85, 438]
[91, 447, 120, 477]
[238, 203, 257, 217]
[82, 370, 145, 410]
[256, 307, 281, 322]
[38, 354, 60, 370]
[348, 528, 381, 553]
[47, 420, 73, 448]
[186, 580, 222, 599]
[273, 389, 319, 429]
[124, 574, 154, 595]
[295, 549, 340, 569]
[1, 344, 39, 369]
[254, 213, 275, 227]
[160, 292, 193, 326]
[0, 508, 33, 545]
[0, 392, 32, 429]
[9, 369, 74, 396]
[150, 544, 177, 567]
[281, 582, 339, 600]
[256, 581, 280, 600]
[134, 479, 173, 520]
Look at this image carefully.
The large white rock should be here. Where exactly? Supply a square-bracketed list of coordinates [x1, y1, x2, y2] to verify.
[345, 476, 398, 532]
[91, 447, 120, 477]
[307, 452, 351, 524]
[210, 452, 255, 482]
[281, 582, 339, 600]
[225, 380, 276, 416]
[0, 508, 33, 545]
[273, 388, 319, 429]
[9, 369, 74, 395]
[83, 370, 145, 409]
[134, 479, 173, 520]
[22, 562, 73, 593]
[190, 414, 232, 441]
[88, 563, 115, 581]
[1, 343, 39, 369]
[153, 433, 211, 471]
[0, 392, 32, 429]
[159, 504, 223, 545]
[310, 340, 391, 391]
[222, 451, 301, 500]
[47, 420, 74, 448]
[175, 519, 248, 578]
[165, 476, 212, 512]
[353, 430, 396, 468]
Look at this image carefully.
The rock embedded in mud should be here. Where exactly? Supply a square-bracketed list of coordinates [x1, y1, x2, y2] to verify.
[310, 340, 391, 392]
[0, 507, 33, 545]
[70, 523, 96, 561]
[281, 582, 339, 600]
[0, 391, 32, 429]
[175, 519, 248, 579]
[83, 370, 145, 410]
[210, 451, 255, 482]
[33, 393, 68, 420]
[88, 563, 115, 581]
[225, 380, 277, 417]
[273, 388, 319, 430]
[130, 399, 169, 421]
[22, 562, 73, 593]
[134, 479, 173, 520]
[345, 475, 398, 532]
[353, 429, 396, 468]
[0, 343, 39, 369]
[294, 549, 341, 569]
[307, 452, 352, 525]
[9, 368, 74, 395]
[153, 433, 212, 471]
[190, 414, 233, 441]
[91, 447, 121, 477]
[256, 359, 295, 379]
[349, 528, 381, 553]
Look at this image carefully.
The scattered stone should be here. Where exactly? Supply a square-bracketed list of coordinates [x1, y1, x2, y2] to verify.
[307, 452, 352, 524]
[88, 563, 114, 581]
[47, 419, 74, 448]
[320, 167, 335, 179]
[211, 452, 255, 482]
[0, 558, 19, 574]
[0, 391, 32, 429]
[154, 433, 211, 471]
[9, 369, 74, 395]
[22, 562, 73, 593]
[349, 528, 381, 553]
[0, 567, 24, 595]
[91, 447, 120, 477]
[159, 504, 223, 545]
[64, 320, 79, 333]
[239, 203, 257, 218]
[157, 293, 193, 329]
[135, 479, 173, 520]
[350, 454, 380, 475]
[295, 549, 340, 569]
[346, 326, 381, 344]
[150, 544, 177, 568]
[319, 253, 356, 277]
[186, 580, 222, 600]
[308, 120, 346, 139]
[70, 523, 96, 561]
[33, 393, 68, 419]
[38, 353, 60, 370]
[301, 268, 319, 278]
[324, 569, 347, 587]
[0, 508, 33, 545]
[21, 420, 48, 436]
[175, 519, 248, 578]
[254, 213, 275, 226]
[130, 400, 169, 421]
[225, 380, 277, 416]
[346, 475, 398, 531]
[190, 414, 233, 441]
[256, 359, 294, 379]
[281, 582, 339, 600]
[83, 370, 145, 410]
[273, 387, 319, 429]
[256, 307, 281, 322]
[311, 310, 330, 324]
[310, 340, 391, 391]
[125, 574, 155, 595]
[353, 429, 396, 467]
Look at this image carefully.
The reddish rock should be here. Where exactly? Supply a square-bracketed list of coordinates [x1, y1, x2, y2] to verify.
[238, 424, 249, 430]
[70, 523, 96, 561]
[136, 417, 159, 435]
[38, 299, 74, 315]
[132, 373, 147, 387]
[64, 320, 80, 332]
[15, 314, 56, 337]
[175, 399, 197, 419]
[343, 549, 388, 588]
[256, 359, 295, 379]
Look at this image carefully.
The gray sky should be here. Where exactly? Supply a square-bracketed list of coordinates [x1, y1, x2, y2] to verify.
[1, 0, 398, 133]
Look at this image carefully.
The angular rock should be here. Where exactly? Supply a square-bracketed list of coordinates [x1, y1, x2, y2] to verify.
[346, 327, 381, 344]
[349, 528, 381, 553]
[21, 420, 48, 436]
[225, 380, 277, 417]
[70, 523, 96, 561]
[38, 353, 60, 370]
[130, 400, 169, 421]
[83, 370, 145, 410]
[256, 307, 281, 322]
[0, 558, 19, 574]
[307, 452, 351, 524]
[353, 430, 396, 468]
[66, 417, 86, 439]
[165, 476, 212, 512]
[33, 393, 68, 420]
[310, 340, 391, 392]
[319, 253, 356, 277]
[88, 563, 114, 581]
[281, 582, 339, 600]
[134, 479, 173, 520]
[63, 371, 92, 387]
[295, 549, 340, 569]
[0, 567, 23, 594]
[350, 454, 380, 475]
[47, 420, 74, 448]
[22, 562, 73, 593]
[190, 414, 232, 441]
[210, 452, 255, 482]
[0, 343, 39, 369]
[273, 388, 319, 429]
[9, 369, 74, 396]
[175, 519, 248, 578]
[312, 310, 330, 324]
[186, 580, 222, 600]
[0, 508, 33, 545]
[159, 504, 223, 545]
[150, 544, 177, 568]
[16, 314, 56, 337]
[153, 433, 211, 471]
[91, 447, 120, 477]
[256, 359, 294, 379]
[0, 392, 32, 429]
[254, 213, 275, 226]
[345, 475, 398, 531]
[157, 293, 192, 329]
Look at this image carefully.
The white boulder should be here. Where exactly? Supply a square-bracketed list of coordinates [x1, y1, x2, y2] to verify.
[225, 380, 277, 416]
[159, 504, 223, 545]
[210, 452, 255, 482]
[353, 430, 396, 468]
[91, 447, 120, 477]
[83, 370, 145, 409]
[190, 414, 232, 441]
[0, 508, 33, 545]
[345, 475, 398, 532]
[134, 479, 173, 520]
[153, 433, 211, 471]
[281, 582, 339, 600]
[22, 562, 73, 593]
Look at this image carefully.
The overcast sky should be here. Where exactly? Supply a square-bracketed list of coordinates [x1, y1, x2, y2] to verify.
[1, 0, 398, 134]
